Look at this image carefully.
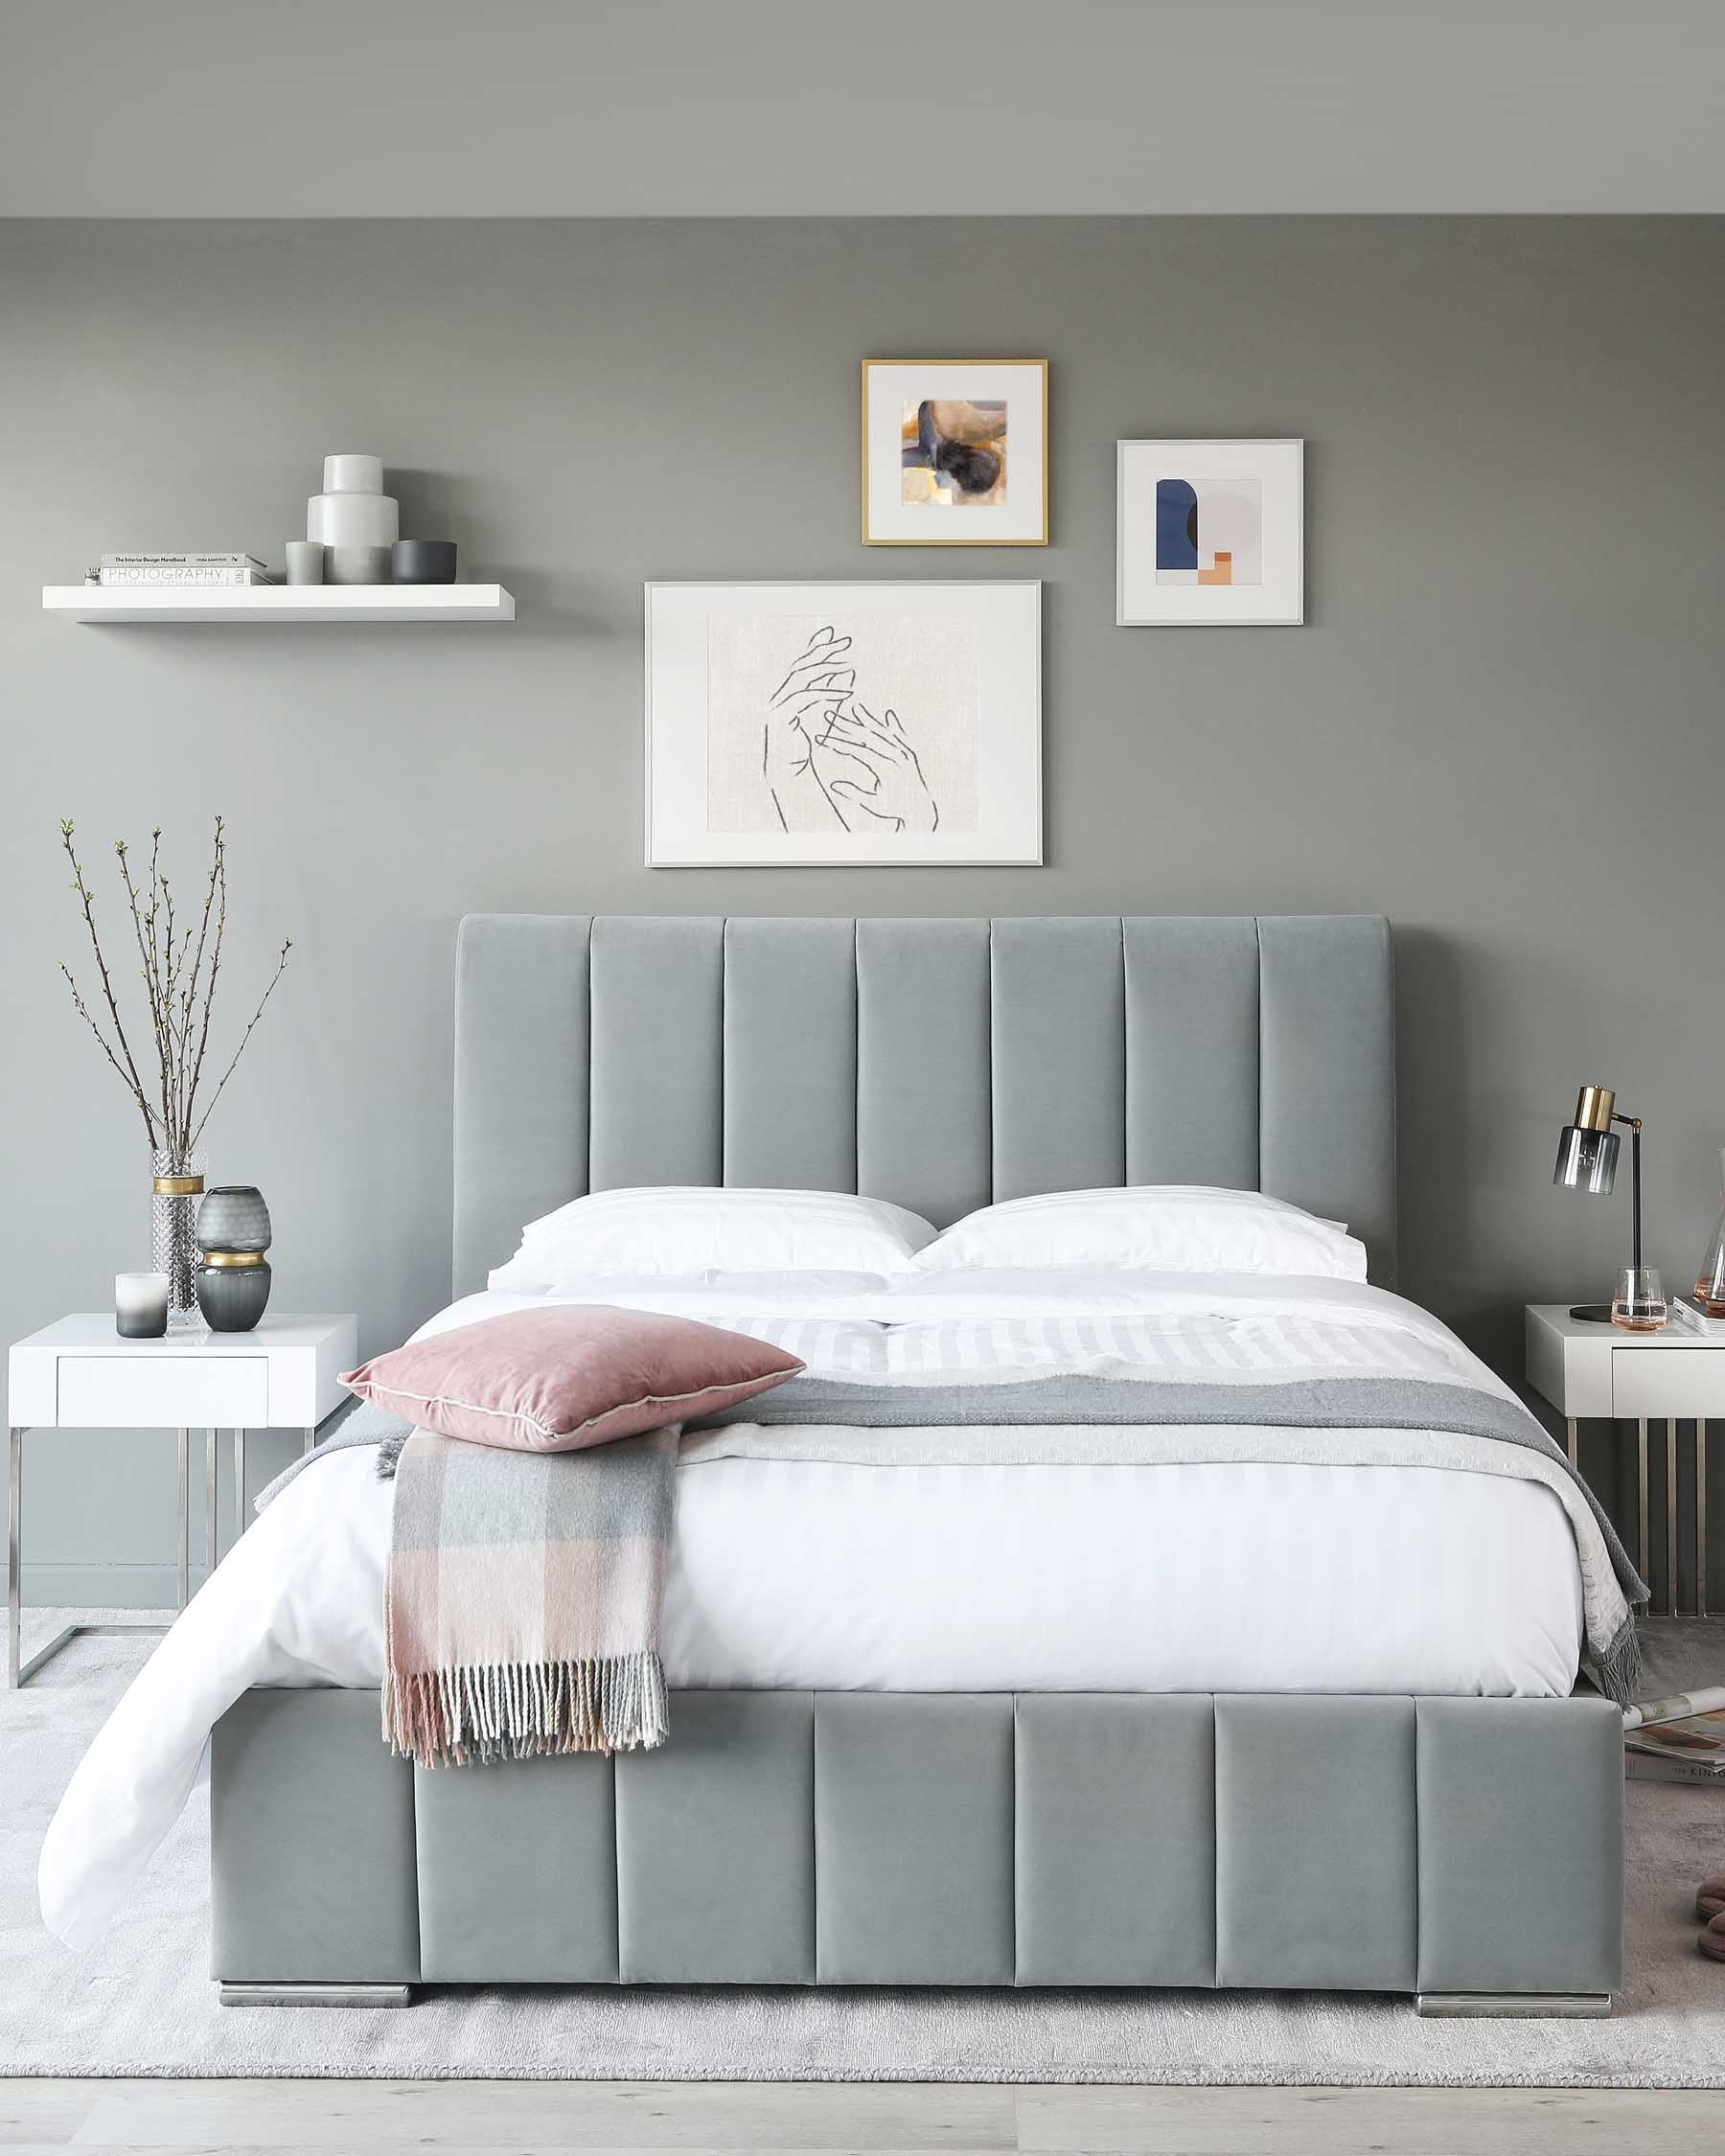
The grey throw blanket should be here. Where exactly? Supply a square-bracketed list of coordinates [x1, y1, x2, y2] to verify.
[689, 1360, 1645, 1701]
[256, 1398, 413, 1504]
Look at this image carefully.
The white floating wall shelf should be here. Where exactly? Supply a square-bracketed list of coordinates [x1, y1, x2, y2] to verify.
[42, 585, 516, 624]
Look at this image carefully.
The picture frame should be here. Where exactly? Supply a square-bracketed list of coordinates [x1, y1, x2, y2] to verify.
[1116, 438, 1304, 626]
[645, 581, 1043, 866]
[862, 359, 1047, 546]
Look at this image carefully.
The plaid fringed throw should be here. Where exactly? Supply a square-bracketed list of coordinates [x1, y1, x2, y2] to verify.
[380, 1423, 677, 1768]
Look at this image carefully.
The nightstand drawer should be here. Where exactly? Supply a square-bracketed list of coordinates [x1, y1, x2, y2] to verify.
[1611, 1350, 1722, 1419]
[56, 1355, 269, 1429]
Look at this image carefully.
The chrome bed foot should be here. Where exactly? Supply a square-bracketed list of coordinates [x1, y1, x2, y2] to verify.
[1414, 1991, 1611, 2018]
[218, 1982, 413, 2007]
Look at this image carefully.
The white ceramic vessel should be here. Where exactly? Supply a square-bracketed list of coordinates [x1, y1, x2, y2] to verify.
[308, 453, 398, 582]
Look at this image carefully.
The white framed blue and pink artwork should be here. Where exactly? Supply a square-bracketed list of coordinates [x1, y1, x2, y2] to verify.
[1116, 439, 1303, 626]
[645, 581, 1043, 867]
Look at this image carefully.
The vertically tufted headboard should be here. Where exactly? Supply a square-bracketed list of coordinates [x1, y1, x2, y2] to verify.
[453, 915, 1396, 1295]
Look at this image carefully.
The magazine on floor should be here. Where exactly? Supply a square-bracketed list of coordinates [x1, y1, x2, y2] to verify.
[1626, 1709, 1725, 1783]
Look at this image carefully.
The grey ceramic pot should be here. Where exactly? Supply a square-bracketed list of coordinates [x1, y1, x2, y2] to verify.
[196, 1184, 271, 1253]
[196, 1256, 272, 1333]
[391, 539, 457, 584]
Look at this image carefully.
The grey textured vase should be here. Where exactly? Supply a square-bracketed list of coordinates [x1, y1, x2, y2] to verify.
[196, 1256, 272, 1333]
[196, 1185, 272, 1254]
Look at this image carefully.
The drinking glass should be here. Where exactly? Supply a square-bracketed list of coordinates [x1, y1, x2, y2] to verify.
[1693, 1146, 1725, 1316]
[1611, 1266, 1668, 1332]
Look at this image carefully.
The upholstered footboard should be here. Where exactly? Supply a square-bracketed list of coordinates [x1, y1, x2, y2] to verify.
[210, 1686, 1622, 2012]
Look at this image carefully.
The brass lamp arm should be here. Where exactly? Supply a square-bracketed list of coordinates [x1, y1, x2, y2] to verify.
[1615, 1115, 1644, 1273]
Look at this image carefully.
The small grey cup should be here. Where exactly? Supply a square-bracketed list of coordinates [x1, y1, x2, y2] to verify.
[286, 540, 325, 585]
[327, 544, 392, 585]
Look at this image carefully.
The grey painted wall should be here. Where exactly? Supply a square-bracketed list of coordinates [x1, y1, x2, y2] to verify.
[5, 217, 1724, 1603]
[7, 4, 1723, 217]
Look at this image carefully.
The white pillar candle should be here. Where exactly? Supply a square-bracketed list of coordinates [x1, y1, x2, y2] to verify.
[116, 1271, 170, 1340]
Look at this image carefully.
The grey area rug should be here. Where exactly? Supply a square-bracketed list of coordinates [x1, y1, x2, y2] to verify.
[4, 1610, 1725, 2083]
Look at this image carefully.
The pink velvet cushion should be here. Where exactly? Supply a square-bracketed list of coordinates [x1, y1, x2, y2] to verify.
[340, 1305, 803, 1453]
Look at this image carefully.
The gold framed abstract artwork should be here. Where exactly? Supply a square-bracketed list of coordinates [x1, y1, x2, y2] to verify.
[1116, 439, 1304, 625]
[862, 360, 1048, 546]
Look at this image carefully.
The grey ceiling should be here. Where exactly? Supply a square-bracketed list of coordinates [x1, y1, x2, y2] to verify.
[3, 0, 1720, 217]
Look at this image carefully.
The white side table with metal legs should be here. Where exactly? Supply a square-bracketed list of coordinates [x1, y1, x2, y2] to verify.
[6, 1313, 356, 1687]
[1527, 1304, 1718, 1617]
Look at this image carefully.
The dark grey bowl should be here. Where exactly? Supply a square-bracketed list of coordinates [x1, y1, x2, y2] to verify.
[197, 1184, 271, 1253]
[196, 1258, 272, 1333]
[391, 539, 457, 584]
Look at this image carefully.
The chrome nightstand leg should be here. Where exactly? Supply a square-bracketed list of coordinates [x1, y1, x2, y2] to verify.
[1638, 1419, 1650, 1596]
[1668, 1419, 1679, 1617]
[233, 1429, 246, 1546]
[204, 1432, 218, 1587]
[303, 1426, 315, 1458]
[176, 1428, 190, 1611]
[6, 1426, 21, 1690]
[1700, 1419, 1710, 1619]
[1565, 1418, 1578, 1467]
[8, 1421, 168, 1686]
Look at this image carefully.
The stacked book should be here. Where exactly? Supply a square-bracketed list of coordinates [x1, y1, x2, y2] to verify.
[97, 553, 275, 587]
[1668, 1296, 1725, 1338]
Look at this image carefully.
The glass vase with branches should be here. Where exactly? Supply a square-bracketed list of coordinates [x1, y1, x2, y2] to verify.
[58, 817, 290, 1325]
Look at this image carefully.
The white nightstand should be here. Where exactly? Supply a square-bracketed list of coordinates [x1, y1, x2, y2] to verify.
[1526, 1303, 1718, 1618]
[6, 1312, 356, 1686]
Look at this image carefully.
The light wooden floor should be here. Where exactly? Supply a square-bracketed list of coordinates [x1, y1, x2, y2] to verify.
[3, 2079, 1721, 2154]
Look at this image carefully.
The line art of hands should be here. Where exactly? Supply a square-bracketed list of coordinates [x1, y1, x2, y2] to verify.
[762, 625, 940, 836]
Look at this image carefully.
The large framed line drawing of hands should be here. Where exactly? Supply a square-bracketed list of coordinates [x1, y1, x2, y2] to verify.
[645, 583, 1042, 866]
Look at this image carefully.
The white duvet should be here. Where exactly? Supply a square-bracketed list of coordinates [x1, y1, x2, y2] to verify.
[41, 1270, 1588, 1952]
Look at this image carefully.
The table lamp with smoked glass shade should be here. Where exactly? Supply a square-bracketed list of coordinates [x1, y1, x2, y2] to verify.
[1552, 1085, 1666, 1328]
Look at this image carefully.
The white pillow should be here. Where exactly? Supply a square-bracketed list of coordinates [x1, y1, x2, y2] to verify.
[490, 1185, 937, 1288]
[909, 1185, 1368, 1282]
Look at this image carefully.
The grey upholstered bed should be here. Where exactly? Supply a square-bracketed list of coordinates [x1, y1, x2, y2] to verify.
[210, 915, 1622, 2015]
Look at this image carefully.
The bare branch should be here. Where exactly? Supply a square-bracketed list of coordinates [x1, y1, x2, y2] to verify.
[151, 834, 184, 1145]
[176, 818, 223, 1151]
[150, 841, 175, 1136]
[189, 938, 291, 1152]
[60, 964, 159, 1146]
[181, 819, 227, 1141]
[59, 817, 288, 1167]
[114, 837, 174, 1144]
[59, 822, 156, 1138]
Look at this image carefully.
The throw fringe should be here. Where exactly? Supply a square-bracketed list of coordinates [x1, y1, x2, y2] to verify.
[382, 1651, 669, 1768]
[1591, 1612, 1643, 1707]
